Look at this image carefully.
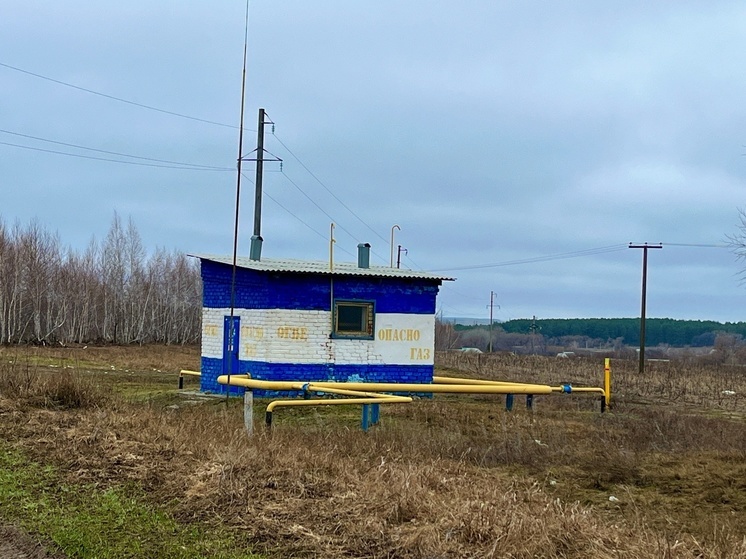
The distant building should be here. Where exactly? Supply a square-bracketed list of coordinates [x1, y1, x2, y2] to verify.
[193, 244, 453, 395]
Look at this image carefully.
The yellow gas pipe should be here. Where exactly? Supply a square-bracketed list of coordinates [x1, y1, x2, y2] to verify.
[214, 364, 610, 429]
[217, 374, 557, 429]
[434, 375, 607, 403]
[217, 375, 555, 395]
[178, 369, 201, 389]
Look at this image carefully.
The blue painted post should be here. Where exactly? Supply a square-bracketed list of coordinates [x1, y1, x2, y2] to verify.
[371, 403, 380, 425]
[526, 394, 534, 410]
[361, 404, 370, 432]
[505, 393, 514, 411]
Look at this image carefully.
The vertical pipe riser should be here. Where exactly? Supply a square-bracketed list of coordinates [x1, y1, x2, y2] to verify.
[604, 357, 611, 411]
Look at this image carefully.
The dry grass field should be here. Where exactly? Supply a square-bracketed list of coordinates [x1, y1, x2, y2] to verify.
[1, 345, 745, 558]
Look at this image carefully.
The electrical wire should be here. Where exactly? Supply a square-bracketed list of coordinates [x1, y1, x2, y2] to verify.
[2, 61, 393, 255]
[429, 244, 629, 272]
[0, 128, 233, 170]
[277, 169, 387, 263]
[272, 132, 390, 246]
[402, 251, 425, 271]
[241, 171, 356, 257]
[439, 283, 487, 303]
[0, 140, 232, 171]
[661, 242, 729, 248]
[0, 61, 239, 130]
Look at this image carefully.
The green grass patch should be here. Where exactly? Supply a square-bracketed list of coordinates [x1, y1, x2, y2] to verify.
[0, 445, 261, 559]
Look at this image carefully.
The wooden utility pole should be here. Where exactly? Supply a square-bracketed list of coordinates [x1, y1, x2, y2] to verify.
[629, 243, 662, 373]
[488, 291, 499, 352]
[529, 315, 539, 354]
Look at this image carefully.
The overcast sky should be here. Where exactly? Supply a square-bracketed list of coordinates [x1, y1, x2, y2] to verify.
[3, 1, 746, 323]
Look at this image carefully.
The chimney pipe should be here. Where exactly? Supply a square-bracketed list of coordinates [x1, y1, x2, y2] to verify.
[357, 243, 371, 268]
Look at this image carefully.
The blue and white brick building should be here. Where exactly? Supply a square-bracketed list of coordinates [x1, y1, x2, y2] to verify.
[193, 245, 453, 395]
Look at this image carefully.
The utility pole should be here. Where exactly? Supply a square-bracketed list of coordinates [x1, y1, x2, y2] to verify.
[243, 108, 281, 261]
[629, 243, 662, 373]
[249, 108, 266, 261]
[488, 291, 499, 353]
[529, 315, 539, 355]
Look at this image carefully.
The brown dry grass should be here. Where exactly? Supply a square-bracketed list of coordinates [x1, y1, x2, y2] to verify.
[1, 345, 746, 558]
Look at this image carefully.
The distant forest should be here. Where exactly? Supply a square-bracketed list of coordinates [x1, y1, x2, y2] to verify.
[456, 318, 746, 347]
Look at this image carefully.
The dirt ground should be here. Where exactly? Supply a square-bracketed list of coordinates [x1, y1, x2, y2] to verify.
[0, 525, 65, 559]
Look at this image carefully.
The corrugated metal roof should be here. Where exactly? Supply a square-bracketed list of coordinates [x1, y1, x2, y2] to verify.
[190, 253, 455, 281]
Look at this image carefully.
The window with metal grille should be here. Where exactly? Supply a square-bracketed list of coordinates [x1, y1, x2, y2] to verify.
[333, 300, 374, 339]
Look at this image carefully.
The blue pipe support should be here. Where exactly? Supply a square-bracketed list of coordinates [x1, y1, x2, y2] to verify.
[371, 403, 380, 425]
[526, 394, 534, 410]
[505, 393, 514, 411]
[361, 404, 370, 431]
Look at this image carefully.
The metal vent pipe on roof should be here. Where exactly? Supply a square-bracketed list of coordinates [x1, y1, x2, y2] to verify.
[357, 243, 371, 269]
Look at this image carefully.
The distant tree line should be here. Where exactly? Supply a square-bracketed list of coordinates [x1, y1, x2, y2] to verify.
[0, 215, 201, 345]
[437, 317, 746, 356]
[496, 318, 746, 347]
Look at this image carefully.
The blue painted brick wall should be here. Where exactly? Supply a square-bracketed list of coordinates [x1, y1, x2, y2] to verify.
[201, 260, 439, 314]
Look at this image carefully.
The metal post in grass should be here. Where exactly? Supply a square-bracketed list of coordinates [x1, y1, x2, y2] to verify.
[243, 389, 254, 435]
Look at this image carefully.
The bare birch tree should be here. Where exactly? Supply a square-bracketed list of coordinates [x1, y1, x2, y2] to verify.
[0, 215, 202, 345]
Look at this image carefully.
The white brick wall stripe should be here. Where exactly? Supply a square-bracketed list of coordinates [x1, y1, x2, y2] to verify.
[201, 308, 435, 366]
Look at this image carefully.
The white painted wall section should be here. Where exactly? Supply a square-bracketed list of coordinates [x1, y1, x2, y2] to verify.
[201, 308, 435, 365]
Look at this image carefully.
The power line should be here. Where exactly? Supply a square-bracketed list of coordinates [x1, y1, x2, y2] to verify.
[429, 244, 629, 272]
[277, 169, 387, 263]
[0, 140, 232, 171]
[402, 251, 425, 271]
[439, 283, 485, 303]
[0, 61, 239, 129]
[2, 61, 392, 255]
[0, 128, 233, 170]
[662, 242, 729, 248]
[272, 132, 389, 246]
[241, 171, 357, 256]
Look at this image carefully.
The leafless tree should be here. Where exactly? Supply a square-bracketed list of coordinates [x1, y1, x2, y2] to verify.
[434, 316, 461, 350]
[0, 215, 202, 345]
[727, 209, 746, 281]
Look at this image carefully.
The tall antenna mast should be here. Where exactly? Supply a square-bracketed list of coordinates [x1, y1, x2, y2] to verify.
[225, 0, 251, 401]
